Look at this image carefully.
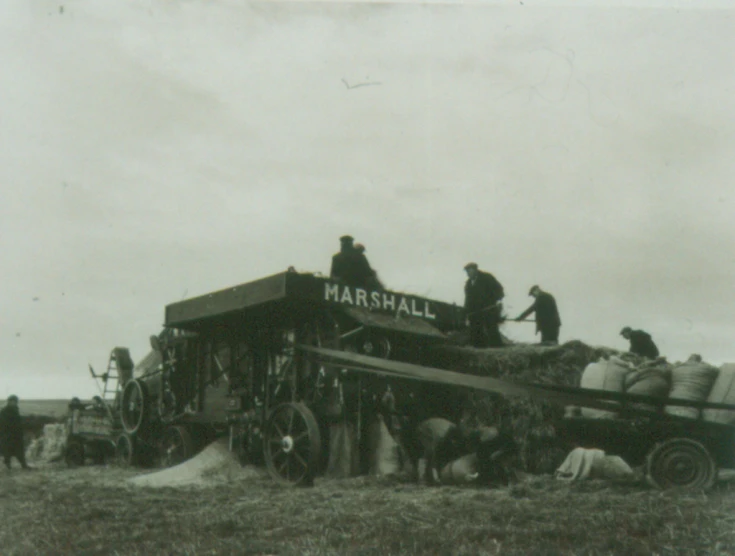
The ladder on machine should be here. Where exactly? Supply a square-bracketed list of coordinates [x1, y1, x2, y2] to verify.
[89, 347, 134, 413]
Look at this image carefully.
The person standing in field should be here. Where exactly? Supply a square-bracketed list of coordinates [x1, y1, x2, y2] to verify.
[514, 285, 562, 345]
[0, 395, 31, 470]
[463, 262, 505, 348]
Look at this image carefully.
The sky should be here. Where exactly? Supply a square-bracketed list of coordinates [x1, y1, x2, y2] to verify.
[1, 0, 733, 400]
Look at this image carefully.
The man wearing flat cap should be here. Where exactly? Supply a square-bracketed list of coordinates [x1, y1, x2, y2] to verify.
[514, 285, 562, 345]
[330, 235, 381, 290]
[620, 326, 659, 359]
[0, 395, 31, 470]
[463, 263, 505, 348]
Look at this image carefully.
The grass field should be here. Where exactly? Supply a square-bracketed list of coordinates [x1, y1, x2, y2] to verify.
[1, 464, 734, 555]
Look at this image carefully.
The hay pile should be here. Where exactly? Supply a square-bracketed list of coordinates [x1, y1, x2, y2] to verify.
[427, 340, 622, 475]
[128, 439, 263, 488]
[25, 423, 68, 463]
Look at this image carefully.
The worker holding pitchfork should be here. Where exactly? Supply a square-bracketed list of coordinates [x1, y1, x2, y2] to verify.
[514, 285, 562, 345]
[463, 263, 505, 348]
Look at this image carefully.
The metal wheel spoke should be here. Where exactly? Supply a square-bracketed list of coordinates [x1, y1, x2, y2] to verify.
[287, 408, 295, 434]
[292, 431, 309, 444]
[292, 450, 308, 469]
[273, 423, 285, 439]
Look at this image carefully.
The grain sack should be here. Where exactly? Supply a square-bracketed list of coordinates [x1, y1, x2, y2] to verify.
[439, 453, 478, 485]
[703, 364, 735, 424]
[624, 368, 671, 412]
[665, 357, 719, 419]
[326, 421, 359, 478]
[555, 448, 605, 481]
[367, 415, 402, 477]
[579, 357, 632, 418]
[556, 448, 635, 482]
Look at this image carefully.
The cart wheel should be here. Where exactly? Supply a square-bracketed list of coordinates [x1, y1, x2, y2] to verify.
[115, 433, 137, 467]
[65, 437, 85, 468]
[91, 440, 116, 465]
[121, 379, 149, 434]
[646, 438, 717, 490]
[159, 425, 195, 468]
[264, 402, 321, 486]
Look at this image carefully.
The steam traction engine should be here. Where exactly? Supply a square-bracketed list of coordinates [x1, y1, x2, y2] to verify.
[118, 270, 464, 484]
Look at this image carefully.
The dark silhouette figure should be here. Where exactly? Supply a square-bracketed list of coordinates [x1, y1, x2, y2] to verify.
[620, 327, 659, 359]
[463, 263, 505, 348]
[515, 285, 562, 344]
[0, 395, 30, 470]
[330, 235, 382, 290]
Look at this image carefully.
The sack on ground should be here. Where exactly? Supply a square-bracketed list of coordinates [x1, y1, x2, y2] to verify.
[326, 421, 359, 478]
[440, 453, 478, 485]
[367, 415, 402, 477]
[555, 447, 635, 482]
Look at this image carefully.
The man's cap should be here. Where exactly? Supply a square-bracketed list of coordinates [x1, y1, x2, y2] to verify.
[7, 395, 18, 403]
[464, 262, 478, 270]
[354, 243, 365, 252]
[339, 235, 354, 242]
[620, 326, 632, 336]
[528, 285, 541, 296]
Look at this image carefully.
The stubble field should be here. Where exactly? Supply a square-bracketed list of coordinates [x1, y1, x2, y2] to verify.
[1, 463, 735, 556]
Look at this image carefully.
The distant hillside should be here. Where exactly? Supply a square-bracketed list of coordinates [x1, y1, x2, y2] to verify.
[11, 399, 73, 419]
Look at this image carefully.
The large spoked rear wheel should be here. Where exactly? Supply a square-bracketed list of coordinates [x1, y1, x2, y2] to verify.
[264, 402, 321, 486]
[646, 438, 717, 491]
[159, 425, 195, 468]
[121, 379, 149, 435]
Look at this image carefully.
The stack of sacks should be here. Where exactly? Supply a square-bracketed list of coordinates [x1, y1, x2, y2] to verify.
[665, 355, 720, 419]
[623, 359, 671, 412]
[703, 364, 735, 424]
[579, 356, 633, 418]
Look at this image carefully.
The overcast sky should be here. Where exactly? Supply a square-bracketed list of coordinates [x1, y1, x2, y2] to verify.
[1, 0, 733, 400]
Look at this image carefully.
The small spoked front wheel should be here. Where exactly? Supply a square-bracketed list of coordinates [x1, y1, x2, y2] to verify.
[263, 402, 321, 486]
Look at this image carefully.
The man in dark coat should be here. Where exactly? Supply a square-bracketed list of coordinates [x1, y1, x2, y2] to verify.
[354, 243, 384, 291]
[620, 327, 659, 359]
[463, 263, 505, 348]
[330, 235, 381, 290]
[0, 395, 31, 470]
[515, 285, 562, 344]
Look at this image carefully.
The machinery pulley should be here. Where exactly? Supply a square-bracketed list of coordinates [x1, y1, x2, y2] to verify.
[120, 379, 150, 435]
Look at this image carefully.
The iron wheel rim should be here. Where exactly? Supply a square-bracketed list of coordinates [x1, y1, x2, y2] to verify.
[264, 403, 320, 486]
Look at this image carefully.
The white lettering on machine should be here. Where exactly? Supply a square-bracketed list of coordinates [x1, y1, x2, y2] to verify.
[324, 283, 436, 320]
